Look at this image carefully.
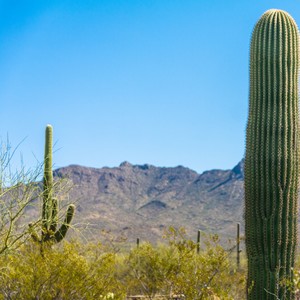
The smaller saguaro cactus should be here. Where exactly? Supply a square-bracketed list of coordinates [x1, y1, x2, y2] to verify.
[197, 230, 201, 254]
[29, 125, 75, 245]
[236, 223, 241, 269]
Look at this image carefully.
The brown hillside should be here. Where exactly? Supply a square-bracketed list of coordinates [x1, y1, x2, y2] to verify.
[52, 160, 245, 244]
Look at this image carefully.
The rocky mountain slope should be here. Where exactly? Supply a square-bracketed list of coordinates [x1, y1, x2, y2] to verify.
[51, 160, 245, 244]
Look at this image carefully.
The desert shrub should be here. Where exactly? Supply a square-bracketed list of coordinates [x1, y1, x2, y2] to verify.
[0, 140, 43, 255]
[0, 227, 249, 300]
[0, 241, 126, 300]
[122, 227, 246, 300]
[122, 242, 165, 298]
[278, 257, 300, 299]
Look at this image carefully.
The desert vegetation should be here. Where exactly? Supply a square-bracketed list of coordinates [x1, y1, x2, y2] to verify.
[0, 226, 248, 300]
[0, 125, 249, 299]
[0, 125, 248, 300]
[0, 225, 299, 300]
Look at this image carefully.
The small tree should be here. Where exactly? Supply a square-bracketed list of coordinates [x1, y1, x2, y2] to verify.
[0, 138, 42, 255]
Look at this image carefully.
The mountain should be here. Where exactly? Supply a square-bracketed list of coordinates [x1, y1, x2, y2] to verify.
[51, 160, 245, 244]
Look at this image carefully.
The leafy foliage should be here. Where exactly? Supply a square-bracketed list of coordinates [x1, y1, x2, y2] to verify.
[123, 227, 246, 299]
[0, 241, 125, 300]
[0, 227, 249, 300]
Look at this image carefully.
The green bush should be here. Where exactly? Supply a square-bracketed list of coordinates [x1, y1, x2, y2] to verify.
[0, 241, 126, 300]
[0, 227, 250, 300]
[122, 227, 246, 299]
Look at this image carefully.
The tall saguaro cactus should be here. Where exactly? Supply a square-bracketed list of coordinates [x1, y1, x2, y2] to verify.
[30, 125, 75, 245]
[245, 9, 299, 299]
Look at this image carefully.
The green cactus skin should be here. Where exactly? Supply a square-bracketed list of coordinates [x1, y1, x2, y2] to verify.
[245, 9, 299, 299]
[29, 125, 75, 245]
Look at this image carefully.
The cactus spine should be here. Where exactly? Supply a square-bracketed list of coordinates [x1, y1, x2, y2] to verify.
[245, 9, 299, 299]
[30, 125, 75, 245]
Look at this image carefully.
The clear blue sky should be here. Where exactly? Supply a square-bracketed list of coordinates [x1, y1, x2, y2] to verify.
[0, 0, 299, 174]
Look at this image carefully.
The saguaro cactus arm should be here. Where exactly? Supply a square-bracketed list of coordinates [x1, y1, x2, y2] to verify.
[54, 204, 75, 242]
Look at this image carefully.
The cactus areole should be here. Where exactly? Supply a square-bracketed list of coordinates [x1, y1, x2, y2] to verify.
[245, 9, 300, 299]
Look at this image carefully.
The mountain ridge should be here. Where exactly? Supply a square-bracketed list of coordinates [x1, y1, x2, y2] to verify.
[51, 160, 245, 244]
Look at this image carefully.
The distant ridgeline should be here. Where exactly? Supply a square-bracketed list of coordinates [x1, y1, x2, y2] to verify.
[44, 160, 248, 244]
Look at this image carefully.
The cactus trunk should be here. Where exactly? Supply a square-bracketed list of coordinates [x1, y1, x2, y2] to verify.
[42, 124, 54, 237]
[245, 9, 299, 299]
